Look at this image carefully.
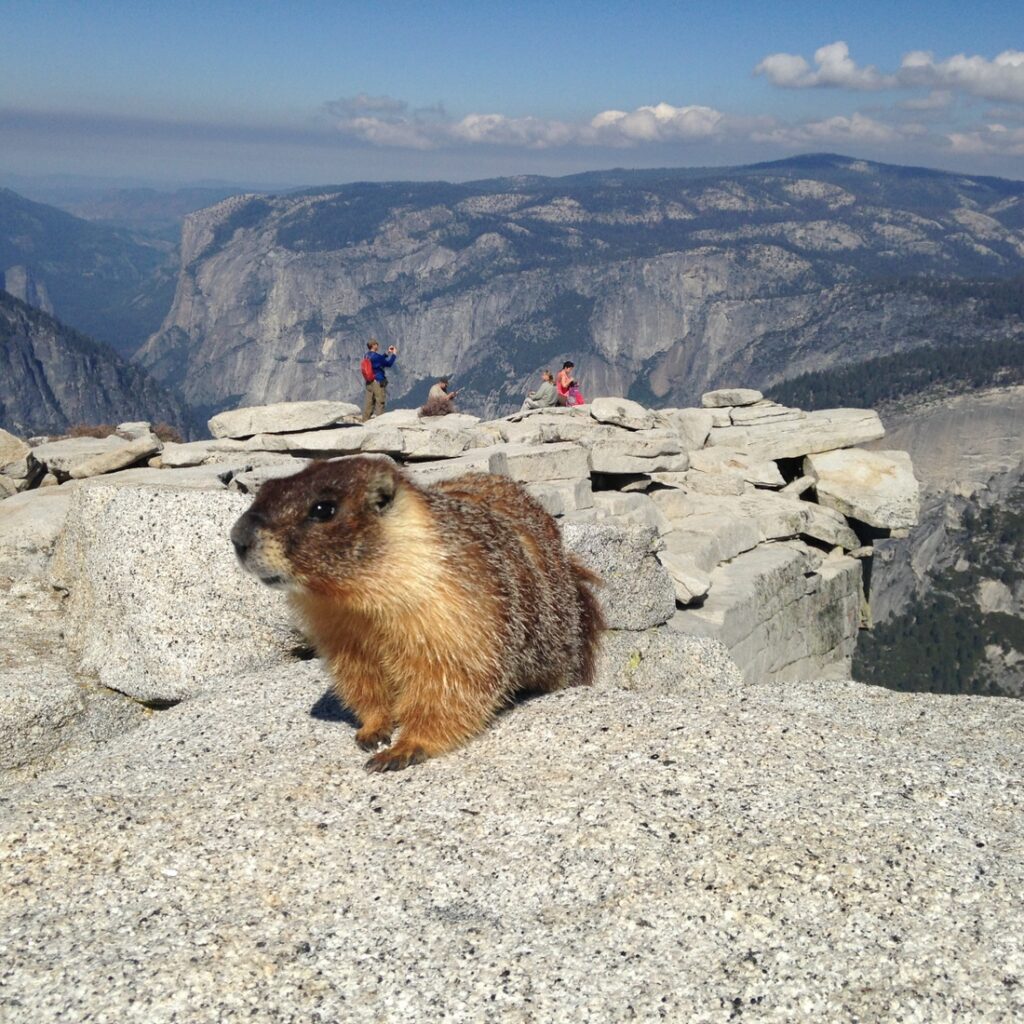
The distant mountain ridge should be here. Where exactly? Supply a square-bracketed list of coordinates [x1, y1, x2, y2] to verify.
[52, 186, 249, 240]
[0, 187, 177, 355]
[134, 154, 1024, 418]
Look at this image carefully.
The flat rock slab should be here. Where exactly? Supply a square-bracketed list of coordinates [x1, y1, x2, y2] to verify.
[79, 464, 237, 491]
[1, 668, 1021, 1022]
[400, 427, 475, 460]
[30, 436, 129, 478]
[369, 409, 481, 430]
[661, 512, 762, 573]
[51, 485, 298, 704]
[208, 401, 361, 439]
[229, 458, 311, 495]
[709, 408, 885, 460]
[589, 448, 689, 475]
[500, 409, 600, 444]
[489, 442, 591, 483]
[249, 425, 376, 455]
[524, 478, 593, 517]
[688, 446, 785, 488]
[585, 491, 670, 533]
[806, 448, 920, 529]
[68, 434, 163, 479]
[654, 408, 714, 451]
[582, 430, 682, 457]
[589, 397, 655, 431]
[116, 421, 152, 440]
[653, 488, 859, 551]
[366, 408, 427, 427]
[656, 548, 713, 604]
[728, 403, 806, 426]
[403, 451, 494, 486]
[158, 440, 224, 468]
[701, 387, 763, 408]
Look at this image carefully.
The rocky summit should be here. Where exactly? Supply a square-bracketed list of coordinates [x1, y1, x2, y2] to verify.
[1, 392, 1021, 1022]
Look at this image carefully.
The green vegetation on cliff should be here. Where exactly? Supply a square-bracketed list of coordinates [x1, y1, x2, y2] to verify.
[855, 476, 1024, 699]
[766, 276, 1024, 411]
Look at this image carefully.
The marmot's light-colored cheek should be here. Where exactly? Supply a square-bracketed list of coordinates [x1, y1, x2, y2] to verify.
[241, 536, 297, 587]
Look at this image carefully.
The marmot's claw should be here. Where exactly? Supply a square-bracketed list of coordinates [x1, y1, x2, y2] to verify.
[364, 746, 428, 772]
[355, 729, 392, 751]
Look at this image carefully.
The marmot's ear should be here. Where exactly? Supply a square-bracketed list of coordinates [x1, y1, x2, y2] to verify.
[366, 472, 397, 512]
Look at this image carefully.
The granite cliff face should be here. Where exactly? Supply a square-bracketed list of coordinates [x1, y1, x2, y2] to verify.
[137, 155, 1024, 418]
[0, 291, 192, 438]
[859, 386, 1024, 696]
[866, 386, 1024, 622]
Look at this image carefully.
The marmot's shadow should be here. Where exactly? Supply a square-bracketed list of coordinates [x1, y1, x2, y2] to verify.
[310, 688, 358, 726]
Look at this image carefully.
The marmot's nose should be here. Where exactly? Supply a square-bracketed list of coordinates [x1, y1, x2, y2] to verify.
[230, 513, 258, 559]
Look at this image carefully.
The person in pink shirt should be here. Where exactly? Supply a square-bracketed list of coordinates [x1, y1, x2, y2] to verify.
[556, 361, 575, 404]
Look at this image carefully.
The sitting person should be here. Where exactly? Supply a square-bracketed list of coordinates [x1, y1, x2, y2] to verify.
[520, 370, 558, 411]
[555, 361, 575, 404]
[420, 375, 458, 416]
[565, 379, 585, 406]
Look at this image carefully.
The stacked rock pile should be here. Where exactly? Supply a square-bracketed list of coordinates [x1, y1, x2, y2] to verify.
[1, 389, 918, 699]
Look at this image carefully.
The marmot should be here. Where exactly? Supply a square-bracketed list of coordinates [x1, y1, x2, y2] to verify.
[230, 457, 605, 772]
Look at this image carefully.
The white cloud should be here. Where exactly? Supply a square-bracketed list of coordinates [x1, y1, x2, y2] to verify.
[324, 97, 737, 150]
[590, 103, 726, 142]
[325, 94, 436, 149]
[754, 112, 902, 147]
[899, 90, 953, 111]
[448, 113, 577, 148]
[947, 122, 1024, 156]
[754, 42, 897, 91]
[900, 50, 1024, 104]
[320, 87, 1024, 168]
[756, 43, 1024, 107]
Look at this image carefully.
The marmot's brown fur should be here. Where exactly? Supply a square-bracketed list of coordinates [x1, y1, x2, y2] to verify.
[231, 457, 604, 771]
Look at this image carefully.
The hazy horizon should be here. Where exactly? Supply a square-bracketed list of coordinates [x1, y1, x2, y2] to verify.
[4, 1, 1024, 190]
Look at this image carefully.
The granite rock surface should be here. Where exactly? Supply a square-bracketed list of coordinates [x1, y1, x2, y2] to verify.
[51, 485, 297, 703]
[1, 664, 1021, 1023]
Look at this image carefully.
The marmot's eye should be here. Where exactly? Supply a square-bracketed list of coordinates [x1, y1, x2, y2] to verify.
[308, 500, 337, 522]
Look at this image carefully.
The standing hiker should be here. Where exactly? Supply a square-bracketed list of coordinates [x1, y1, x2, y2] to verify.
[361, 338, 397, 421]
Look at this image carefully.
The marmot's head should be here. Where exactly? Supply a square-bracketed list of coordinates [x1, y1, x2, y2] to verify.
[231, 458, 405, 593]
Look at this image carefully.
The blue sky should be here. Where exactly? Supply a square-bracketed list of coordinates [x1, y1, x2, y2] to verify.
[3, 0, 1024, 187]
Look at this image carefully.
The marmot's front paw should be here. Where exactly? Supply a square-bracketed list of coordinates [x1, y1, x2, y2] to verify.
[355, 727, 392, 751]
[364, 745, 428, 772]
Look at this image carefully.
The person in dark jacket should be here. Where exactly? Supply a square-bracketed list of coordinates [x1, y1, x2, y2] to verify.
[362, 339, 397, 421]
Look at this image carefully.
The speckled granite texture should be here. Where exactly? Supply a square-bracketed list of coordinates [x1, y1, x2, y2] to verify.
[2, 663, 1022, 1023]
